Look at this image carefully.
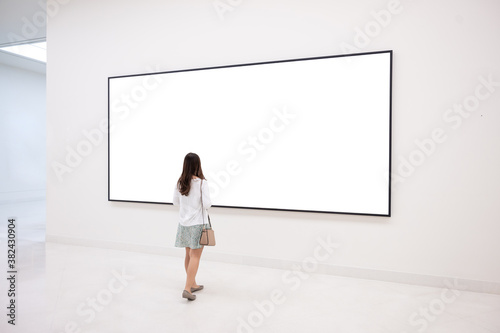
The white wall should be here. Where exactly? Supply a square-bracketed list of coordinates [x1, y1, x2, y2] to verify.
[46, 0, 500, 288]
[0, 55, 46, 203]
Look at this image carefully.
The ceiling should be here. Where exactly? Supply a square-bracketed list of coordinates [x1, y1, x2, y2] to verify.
[0, 0, 46, 72]
[0, 0, 46, 46]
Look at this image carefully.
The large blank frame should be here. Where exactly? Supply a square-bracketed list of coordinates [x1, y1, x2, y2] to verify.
[108, 50, 392, 216]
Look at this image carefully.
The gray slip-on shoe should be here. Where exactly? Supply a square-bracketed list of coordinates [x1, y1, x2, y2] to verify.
[182, 290, 196, 301]
[191, 285, 204, 293]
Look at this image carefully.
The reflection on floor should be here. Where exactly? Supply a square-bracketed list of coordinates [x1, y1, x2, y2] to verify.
[1, 200, 500, 333]
[0, 199, 46, 333]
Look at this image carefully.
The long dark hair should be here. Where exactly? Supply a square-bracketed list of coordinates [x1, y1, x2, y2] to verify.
[177, 153, 205, 196]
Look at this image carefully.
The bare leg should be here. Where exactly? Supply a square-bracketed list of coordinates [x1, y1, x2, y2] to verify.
[184, 246, 203, 291]
[184, 247, 199, 288]
[184, 247, 190, 273]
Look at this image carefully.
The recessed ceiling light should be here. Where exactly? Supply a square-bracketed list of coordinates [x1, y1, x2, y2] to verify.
[0, 42, 46, 63]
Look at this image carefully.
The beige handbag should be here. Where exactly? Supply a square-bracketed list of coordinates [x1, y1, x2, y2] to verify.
[199, 180, 215, 246]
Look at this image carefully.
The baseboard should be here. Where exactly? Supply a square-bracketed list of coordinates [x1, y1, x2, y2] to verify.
[45, 234, 500, 295]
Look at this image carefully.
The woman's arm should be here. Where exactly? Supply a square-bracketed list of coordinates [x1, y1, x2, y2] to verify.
[173, 185, 180, 206]
[202, 179, 212, 208]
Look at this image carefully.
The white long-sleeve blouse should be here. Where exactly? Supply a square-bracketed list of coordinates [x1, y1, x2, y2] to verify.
[173, 178, 212, 226]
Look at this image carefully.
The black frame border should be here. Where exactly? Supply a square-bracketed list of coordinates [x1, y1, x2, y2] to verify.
[108, 50, 393, 217]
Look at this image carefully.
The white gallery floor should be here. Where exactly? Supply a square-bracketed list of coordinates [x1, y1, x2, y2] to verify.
[1, 201, 500, 333]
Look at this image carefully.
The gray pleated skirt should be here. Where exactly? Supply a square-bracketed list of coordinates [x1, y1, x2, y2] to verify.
[175, 223, 204, 249]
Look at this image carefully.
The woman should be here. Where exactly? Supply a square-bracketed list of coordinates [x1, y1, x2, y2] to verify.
[173, 153, 212, 301]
